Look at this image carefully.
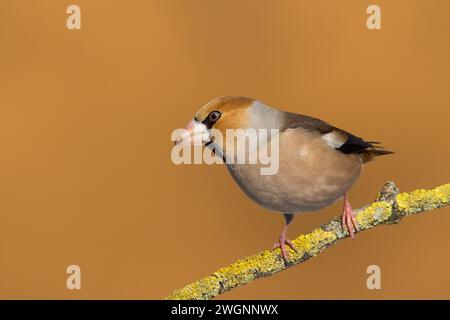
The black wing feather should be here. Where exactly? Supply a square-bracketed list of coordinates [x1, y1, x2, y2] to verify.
[336, 133, 372, 154]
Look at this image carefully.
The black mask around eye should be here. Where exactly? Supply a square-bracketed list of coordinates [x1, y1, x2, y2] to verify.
[202, 111, 221, 129]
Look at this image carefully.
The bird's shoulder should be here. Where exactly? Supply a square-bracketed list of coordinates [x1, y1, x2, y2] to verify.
[281, 112, 335, 134]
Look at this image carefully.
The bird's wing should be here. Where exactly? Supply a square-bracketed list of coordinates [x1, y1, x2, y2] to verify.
[280, 112, 393, 163]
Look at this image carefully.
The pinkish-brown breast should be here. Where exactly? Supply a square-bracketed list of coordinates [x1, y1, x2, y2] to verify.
[226, 127, 362, 214]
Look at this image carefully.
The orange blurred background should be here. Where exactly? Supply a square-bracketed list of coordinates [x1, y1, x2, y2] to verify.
[0, 0, 449, 299]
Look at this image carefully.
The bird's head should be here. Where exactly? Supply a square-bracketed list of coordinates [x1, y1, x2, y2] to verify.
[175, 96, 254, 147]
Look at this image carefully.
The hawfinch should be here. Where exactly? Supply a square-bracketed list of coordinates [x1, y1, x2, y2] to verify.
[175, 96, 393, 262]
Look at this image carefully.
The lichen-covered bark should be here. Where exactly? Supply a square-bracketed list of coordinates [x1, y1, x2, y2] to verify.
[165, 182, 450, 300]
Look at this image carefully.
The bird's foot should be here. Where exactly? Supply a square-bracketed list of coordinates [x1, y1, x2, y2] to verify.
[342, 195, 359, 239]
[272, 235, 298, 262]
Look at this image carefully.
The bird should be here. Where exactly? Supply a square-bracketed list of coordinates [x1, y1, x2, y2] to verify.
[175, 96, 393, 262]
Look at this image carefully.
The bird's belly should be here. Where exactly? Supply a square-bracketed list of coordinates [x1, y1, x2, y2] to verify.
[226, 139, 362, 213]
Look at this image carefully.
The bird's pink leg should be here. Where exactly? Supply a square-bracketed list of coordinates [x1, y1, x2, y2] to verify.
[272, 214, 298, 262]
[342, 194, 359, 239]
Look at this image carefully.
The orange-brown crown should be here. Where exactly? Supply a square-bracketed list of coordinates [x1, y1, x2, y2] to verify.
[194, 96, 254, 132]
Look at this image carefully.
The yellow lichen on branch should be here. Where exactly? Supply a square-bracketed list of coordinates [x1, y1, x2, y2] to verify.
[166, 182, 450, 300]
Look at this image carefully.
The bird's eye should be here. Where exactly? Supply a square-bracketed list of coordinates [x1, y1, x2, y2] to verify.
[202, 110, 221, 129]
[208, 111, 221, 122]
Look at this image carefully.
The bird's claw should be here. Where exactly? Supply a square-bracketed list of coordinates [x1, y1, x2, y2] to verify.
[272, 236, 298, 262]
[342, 202, 359, 239]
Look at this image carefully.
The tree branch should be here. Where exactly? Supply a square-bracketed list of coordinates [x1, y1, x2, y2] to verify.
[165, 182, 450, 300]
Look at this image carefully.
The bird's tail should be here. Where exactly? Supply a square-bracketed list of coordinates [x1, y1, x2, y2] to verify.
[360, 142, 394, 163]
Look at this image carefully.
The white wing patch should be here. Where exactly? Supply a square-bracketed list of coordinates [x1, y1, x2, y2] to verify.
[322, 132, 345, 149]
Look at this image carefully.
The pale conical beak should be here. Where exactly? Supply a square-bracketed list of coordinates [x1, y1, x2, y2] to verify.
[174, 119, 210, 146]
